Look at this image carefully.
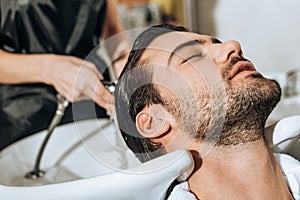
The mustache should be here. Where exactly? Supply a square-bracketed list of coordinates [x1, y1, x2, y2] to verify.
[228, 56, 250, 69]
[223, 56, 251, 79]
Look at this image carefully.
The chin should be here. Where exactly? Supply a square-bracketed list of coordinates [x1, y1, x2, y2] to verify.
[212, 74, 282, 145]
[226, 76, 282, 121]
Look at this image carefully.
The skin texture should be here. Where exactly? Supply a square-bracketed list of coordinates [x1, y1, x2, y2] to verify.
[138, 31, 281, 145]
[116, 27, 293, 199]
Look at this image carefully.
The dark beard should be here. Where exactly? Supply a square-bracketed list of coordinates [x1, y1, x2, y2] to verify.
[216, 57, 282, 146]
[217, 76, 282, 145]
[189, 57, 281, 146]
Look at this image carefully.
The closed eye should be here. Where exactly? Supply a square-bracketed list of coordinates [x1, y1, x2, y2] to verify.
[212, 38, 222, 44]
[182, 53, 204, 64]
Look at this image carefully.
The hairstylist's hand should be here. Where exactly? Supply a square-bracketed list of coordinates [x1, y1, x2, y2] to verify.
[41, 54, 114, 112]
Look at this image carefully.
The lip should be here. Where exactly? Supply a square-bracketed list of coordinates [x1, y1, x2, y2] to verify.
[229, 61, 257, 79]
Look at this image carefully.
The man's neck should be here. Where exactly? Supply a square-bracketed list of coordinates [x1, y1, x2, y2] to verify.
[188, 139, 293, 200]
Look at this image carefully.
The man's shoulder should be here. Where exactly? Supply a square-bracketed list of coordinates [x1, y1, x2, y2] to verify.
[274, 153, 300, 199]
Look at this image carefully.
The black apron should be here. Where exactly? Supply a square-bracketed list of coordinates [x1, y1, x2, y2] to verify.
[0, 0, 109, 149]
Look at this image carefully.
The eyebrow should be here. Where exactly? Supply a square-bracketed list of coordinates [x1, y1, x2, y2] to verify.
[167, 37, 221, 65]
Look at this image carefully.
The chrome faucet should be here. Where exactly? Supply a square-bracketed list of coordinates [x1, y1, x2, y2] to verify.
[25, 94, 69, 179]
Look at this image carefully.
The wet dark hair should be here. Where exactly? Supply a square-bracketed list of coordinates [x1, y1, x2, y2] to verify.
[115, 24, 188, 162]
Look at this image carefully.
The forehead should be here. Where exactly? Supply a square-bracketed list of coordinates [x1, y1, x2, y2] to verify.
[140, 31, 212, 64]
[137, 31, 219, 97]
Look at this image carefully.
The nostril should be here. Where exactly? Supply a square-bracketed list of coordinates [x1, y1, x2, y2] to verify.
[224, 40, 242, 60]
[227, 50, 237, 60]
[208, 40, 243, 64]
[239, 50, 244, 57]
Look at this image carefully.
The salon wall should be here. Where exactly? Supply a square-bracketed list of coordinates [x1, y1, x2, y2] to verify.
[196, 0, 300, 75]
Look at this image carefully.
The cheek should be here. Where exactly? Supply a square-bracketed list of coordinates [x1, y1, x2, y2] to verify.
[163, 131, 193, 152]
[176, 67, 206, 91]
[178, 61, 223, 98]
[185, 74, 209, 101]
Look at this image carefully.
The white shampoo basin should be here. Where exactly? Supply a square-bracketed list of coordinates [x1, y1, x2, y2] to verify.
[0, 119, 194, 200]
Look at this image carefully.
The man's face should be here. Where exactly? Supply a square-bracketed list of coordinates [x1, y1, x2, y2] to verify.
[139, 31, 281, 146]
[140, 31, 263, 90]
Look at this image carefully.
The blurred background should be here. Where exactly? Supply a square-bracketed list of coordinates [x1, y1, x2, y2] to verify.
[116, 0, 300, 75]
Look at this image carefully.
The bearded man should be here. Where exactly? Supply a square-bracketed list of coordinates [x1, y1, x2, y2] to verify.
[115, 24, 299, 199]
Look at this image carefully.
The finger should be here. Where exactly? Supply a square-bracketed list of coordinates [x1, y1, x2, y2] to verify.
[94, 87, 114, 108]
[81, 60, 104, 80]
[57, 78, 88, 103]
[51, 79, 71, 101]
[55, 84, 78, 103]
[70, 56, 104, 80]
[88, 81, 114, 110]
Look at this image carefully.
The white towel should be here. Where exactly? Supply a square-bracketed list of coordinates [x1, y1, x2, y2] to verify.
[167, 181, 196, 200]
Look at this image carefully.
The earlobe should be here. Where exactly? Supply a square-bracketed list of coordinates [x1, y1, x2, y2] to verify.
[136, 104, 171, 138]
[136, 112, 152, 132]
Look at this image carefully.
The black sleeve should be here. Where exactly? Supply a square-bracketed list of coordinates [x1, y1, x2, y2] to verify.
[0, 1, 3, 47]
[0, 2, 2, 46]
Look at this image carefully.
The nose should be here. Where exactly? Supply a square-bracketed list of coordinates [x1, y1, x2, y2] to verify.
[207, 40, 243, 65]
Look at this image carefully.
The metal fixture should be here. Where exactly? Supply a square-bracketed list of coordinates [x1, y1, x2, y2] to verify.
[25, 95, 69, 180]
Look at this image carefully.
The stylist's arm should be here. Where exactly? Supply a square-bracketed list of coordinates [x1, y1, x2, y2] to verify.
[0, 50, 114, 112]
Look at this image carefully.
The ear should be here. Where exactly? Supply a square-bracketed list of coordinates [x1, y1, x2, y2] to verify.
[136, 104, 171, 138]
